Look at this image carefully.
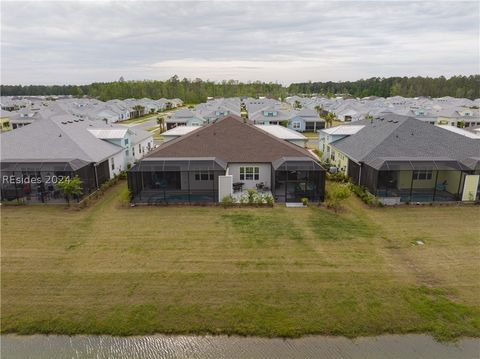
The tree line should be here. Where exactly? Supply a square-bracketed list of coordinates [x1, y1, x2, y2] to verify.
[1, 75, 479, 102]
[0, 76, 286, 104]
[288, 75, 480, 100]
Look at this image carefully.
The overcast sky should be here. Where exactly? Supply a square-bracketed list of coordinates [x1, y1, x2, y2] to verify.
[1, 1, 479, 85]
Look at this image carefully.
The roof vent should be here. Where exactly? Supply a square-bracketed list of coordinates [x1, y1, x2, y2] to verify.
[387, 119, 393, 122]
[61, 121, 67, 124]
[393, 120, 398, 123]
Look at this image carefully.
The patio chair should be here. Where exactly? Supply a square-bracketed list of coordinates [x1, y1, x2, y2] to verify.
[256, 182, 265, 191]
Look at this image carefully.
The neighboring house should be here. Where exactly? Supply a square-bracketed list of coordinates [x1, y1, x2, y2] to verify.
[165, 109, 206, 129]
[435, 125, 480, 140]
[128, 115, 326, 204]
[318, 125, 365, 169]
[0, 110, 13, 132]
[161, 126, 198, 142]
[170, 98, 184, 107]
[249, 106, 293, 125]
[0, 115, 153, 204]
[288, 108, 325, 132]
[255, 125, 308, 147]
[129, 127, 155, 161]
[324, 114, 480, 204]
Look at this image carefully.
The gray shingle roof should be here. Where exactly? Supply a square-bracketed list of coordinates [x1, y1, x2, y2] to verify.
[331, 114, 480, 170]
[145, 115, 318, 163]
[1, 115, 124, 163]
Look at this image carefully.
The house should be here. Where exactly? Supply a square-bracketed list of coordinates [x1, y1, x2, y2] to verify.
[0, 109, 13, 132]
[248, 106, 293, 125]
[165, 109, 206, 129]
[170, 98, 184, 108]
[319, 125, 365, 169]
[161, 123, 308, 148]
[255, 125, 308, 147]
[288, 108, 325, 132]
[128, 115, 325, 204]
[1, 115, 153, 204]
[435, 125, 480, 140]
[322, 114, 480, 204]
[160, 126, 197, 142]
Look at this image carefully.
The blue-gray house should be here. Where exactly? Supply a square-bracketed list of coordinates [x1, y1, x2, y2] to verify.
[288, 108, 325, 132]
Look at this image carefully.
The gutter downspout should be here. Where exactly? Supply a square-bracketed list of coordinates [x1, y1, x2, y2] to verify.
[94, 163, 99, 189]
[358, 163, 362, 186]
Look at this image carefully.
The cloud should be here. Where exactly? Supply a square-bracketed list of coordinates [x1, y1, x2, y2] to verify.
[1, 1, 478, 85]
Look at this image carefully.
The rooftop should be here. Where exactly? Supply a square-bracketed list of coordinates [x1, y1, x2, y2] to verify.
[145, 115, 317, 163]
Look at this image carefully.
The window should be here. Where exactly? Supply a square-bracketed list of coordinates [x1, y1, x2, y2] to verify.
[330, 152, 335, 161]
[413, 170, 433, 180]
[138, 144, 141, 153]
[240, 167, 259, 181]
[111, 158, 115, 170]
[194, 172, 214, 181]
[292, 121, 301, 129]
[124, 138, 129, 145]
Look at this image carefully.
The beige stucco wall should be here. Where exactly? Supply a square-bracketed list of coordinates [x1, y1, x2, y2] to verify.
[462, 175, 479, 201]
[329, 148, 349, 174]
[397, 170, 462, 193]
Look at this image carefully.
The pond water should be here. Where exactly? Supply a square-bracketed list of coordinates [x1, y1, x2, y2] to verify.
[1, 334, 478, 359]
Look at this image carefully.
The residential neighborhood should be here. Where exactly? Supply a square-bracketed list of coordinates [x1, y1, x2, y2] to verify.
[1, 1, 479, 357]
[1, 95, 479, 205]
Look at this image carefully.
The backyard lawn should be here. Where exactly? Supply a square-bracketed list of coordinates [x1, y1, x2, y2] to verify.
[1, 182, 479, 340]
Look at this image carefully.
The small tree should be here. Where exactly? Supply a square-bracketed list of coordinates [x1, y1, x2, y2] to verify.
[58, 176, 83, 205]
[324, 112, 336, 128]
[326, 183, 350, 212]
[157, 116, 166, 133]
[294, 100, 302, 109]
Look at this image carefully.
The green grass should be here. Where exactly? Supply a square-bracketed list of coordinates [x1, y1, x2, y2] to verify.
[302, 132, 319, 139]
[1, 182, 479, 340]
[118, 114, 159, 124]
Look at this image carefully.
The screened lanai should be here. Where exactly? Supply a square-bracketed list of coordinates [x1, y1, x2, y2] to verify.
[128, 158, 227, 204]
[272, 157, 326, 202]
[354, 159, 471, 203]
[0, 159, 99, 203]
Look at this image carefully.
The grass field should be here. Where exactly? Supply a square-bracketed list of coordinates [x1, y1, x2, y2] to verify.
[1, 182, 479, 340]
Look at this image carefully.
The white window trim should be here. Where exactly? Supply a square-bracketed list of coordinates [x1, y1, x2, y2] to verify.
[240, 166, 260, 181]
[413, 169, 433, 180]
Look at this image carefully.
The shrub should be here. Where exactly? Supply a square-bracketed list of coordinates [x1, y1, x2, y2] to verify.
[280, 120, 289, 127]
[58, 175, 83, 205]
[349, 183, 378, 206]
[262, 194, 275, 207]
[221, 195, 236, 207]
[327, 172, 350, 183]
[238, 190, 274, 206]
[301, 197, 309, 206]
[247, 189, 259, 204]
[326, 183, 351, 212]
